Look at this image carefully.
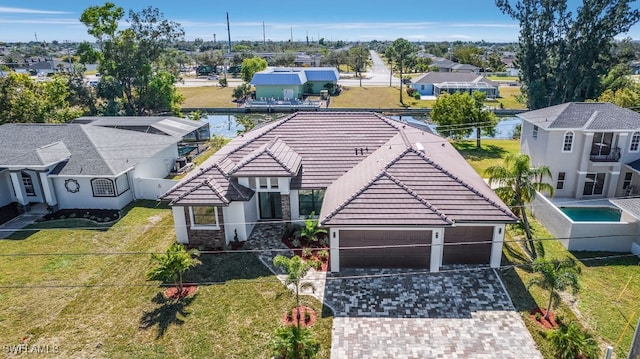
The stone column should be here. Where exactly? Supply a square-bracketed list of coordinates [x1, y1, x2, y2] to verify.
[280, 194, 291, 221]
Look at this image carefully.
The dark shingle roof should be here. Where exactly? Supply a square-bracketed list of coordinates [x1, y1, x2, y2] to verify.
[0, 123, 178, 176]
[162, 112, 516, 225]
[518, 102, 640, 130]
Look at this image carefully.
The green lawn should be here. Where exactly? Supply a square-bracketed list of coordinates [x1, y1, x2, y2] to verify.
[457, 140, 640, 359]
[0, 201, 332, 358]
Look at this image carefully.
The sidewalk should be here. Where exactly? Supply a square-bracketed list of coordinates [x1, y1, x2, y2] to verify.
[0, 205, 47, 239]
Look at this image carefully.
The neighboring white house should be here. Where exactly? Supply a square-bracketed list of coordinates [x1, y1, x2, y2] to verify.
[0, 123, 180, 215]
[161, 112, 517, 272]
[410, 72, 499, 98]
[518, 102, 640, 253]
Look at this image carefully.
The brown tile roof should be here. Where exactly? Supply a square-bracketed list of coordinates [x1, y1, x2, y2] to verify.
[162, 112, 516, 225]
[229, 137, 302, 177]
[319, 130, 517, 226]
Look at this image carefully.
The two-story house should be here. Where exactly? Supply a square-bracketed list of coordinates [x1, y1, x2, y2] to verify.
[519, 102, 640, 199]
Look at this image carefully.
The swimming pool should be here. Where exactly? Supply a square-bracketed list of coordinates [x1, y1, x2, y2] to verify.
[178, 146, 197, 156]
[560, 206, 621, 222]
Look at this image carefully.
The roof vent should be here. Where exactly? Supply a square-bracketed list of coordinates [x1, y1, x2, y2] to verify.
[415, 142, 425, 153]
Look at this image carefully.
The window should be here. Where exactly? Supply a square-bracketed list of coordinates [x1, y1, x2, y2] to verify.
[591, 132, 614, 156]
[563, 131, 574, 152]
[298, 189, 325, 217]
[556, 172, 566, 190]
[21, 171, 35, 196]
[259, 177, 268, 189]
[115, 173, 130, 195]
[251, 177, 280, 190]
[189, 206, 219, 228]
[91, 178, 115, 197]
[623, 172, 633, 189]
[270, 177, 279, 189]
[631, 132, 640, 152]
[583, 173, 606, 196]
[532, 125, 538, 140]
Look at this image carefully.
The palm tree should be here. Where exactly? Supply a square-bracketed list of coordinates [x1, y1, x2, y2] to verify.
[386, 38, 415, 105]
[297, 212, 327, 244]
[273, 255, 315, 329]
[547, 321, 600, 359]
[529, 257, 580, 321]
[485, 153, 554, 258]
[271, 325, 319, 359]
[147, 242, 201, 299]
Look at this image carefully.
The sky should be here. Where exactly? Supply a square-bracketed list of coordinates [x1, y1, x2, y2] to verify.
[0, 0, 639, 44]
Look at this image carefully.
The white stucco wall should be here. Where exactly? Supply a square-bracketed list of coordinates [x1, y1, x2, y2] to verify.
[133, 144, 178, 179]
[133, 178, 177, 200]
[52, 176, 133, 209]
[223, 202, 247, 243]
[244, 195, 258, 240]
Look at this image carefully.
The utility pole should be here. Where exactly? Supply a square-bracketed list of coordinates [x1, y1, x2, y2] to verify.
[290, 27, 293, 42]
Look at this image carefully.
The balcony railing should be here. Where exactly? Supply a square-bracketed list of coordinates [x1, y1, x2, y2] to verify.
[590, 146, 621, 162]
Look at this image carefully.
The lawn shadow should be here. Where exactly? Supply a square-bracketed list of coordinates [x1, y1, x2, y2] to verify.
[452, 141, 509, 162]
[139, 292, 197, 339]
[572, 250, 640, 268]
[185, 251, 275, 284]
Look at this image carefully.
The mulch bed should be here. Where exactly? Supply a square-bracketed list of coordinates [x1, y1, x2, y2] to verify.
[164, 285, 198, 300]
[282, 236, 330, 271]
[41, 208, 120, 222]
[282, 306, 317, 328]
[530, 307, 559, 329]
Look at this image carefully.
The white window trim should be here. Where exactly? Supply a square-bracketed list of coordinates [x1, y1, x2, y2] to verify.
[532, 125, 538, 140]
[189, 206, 220, 230]
[562, 131, 574, 153]
[630, 132, 640, 153]
[253, 177, 280, 191]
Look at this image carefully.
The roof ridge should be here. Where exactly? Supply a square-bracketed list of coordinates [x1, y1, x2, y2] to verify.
[79, 126, 117, 175]
[383, 171, 452, 224]
[411, 149, 516, 218]
[322, 170, 388, 224]
[226, 114, 296, 157]
[172, 175, 229, 205]
[265, 141, 298, 176]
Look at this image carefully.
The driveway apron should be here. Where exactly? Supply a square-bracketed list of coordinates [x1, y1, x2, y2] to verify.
[325, 268, 542, 359]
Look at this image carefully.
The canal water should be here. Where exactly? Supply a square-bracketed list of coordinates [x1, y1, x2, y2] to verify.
[201, 113, 522, 140]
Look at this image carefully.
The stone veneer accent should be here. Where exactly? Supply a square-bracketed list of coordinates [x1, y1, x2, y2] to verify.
[184, 206, 226, 248]
[280, 194, 291, 221]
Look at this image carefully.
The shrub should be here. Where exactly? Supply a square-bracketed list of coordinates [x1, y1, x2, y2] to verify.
[547, 321, 600, 359]
[302, 247, 312, 259]
[318, 250, 329, 261]
[291, 238, 301, 248]
[413, 91, 421, 100]
[406, 87, 416, 96]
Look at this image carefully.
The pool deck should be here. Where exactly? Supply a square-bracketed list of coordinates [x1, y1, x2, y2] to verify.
[549, 197, 615, 208]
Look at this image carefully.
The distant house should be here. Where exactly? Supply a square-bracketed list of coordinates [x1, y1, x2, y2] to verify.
[427, 57, 479, 73]
[160, 112, 517, 272]
[0, 123, 180, 216]
[410, 72, 499, 98]
[251, 67, 339, 100]
[72, 116, 210, 143]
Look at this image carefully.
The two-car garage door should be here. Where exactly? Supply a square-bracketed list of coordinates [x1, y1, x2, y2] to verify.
[338, 227, 494, 269]
[339, 230, 432, 269]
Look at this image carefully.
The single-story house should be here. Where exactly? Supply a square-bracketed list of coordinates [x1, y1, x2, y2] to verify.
[251, 67, 339, 100]
[160, 112, 517, 272]
[0, 123, 180, 216]
[411, 72, 499, 98]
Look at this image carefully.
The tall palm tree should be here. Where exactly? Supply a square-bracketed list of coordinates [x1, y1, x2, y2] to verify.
[485, 153, 554, 258]
[529, 258, 580, 321]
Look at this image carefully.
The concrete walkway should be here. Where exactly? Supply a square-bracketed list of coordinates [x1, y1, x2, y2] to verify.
[0, 205, 47, 239]
[245, 223, 542, 359]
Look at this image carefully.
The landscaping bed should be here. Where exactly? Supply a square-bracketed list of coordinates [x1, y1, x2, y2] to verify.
[39, 208, 120, 223]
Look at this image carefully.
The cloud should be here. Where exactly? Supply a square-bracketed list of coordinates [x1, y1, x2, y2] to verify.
[0, 7, 70, 15]
[449, 23, 519, 28]
[0, 18, 79, 25]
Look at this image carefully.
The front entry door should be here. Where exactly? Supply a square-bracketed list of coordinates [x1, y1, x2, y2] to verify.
[259, 192, 282, 219]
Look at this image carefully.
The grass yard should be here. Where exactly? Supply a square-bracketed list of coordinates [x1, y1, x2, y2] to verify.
[178, 86, 237, 108]
[457, 139, 640, 359]
[329, 86, 407, 109]
[0, 201, 332, 358]
[495, 86, 527, 109]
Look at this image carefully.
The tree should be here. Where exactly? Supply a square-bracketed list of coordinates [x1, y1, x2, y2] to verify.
[386, 38, 415, 104]
[147, 242, 201, 299]
[80, 4, 185, 115]
[271, 325, 319, 359]
[597, 87, 640, 108]
[529, 258, 580, 321]
[347, 46, 371, 87]
[232, 83, 252, 102]
[496, 0, 640, 109]
[196, 50, 224, 71]
[241, 56, 268, 83]
[273, 52, 297, 67]
[547, 321, 600, 359]
[485, 154, 554, 258]
[272, 255, 315, 329]
[430, 91, 498, 149]
[486, 53, 506, 72]
[76, 41, 101, 65]
[297, 212, 328, 243]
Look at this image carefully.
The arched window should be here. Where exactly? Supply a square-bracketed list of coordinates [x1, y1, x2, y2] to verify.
[562, 131, 574, 152]
[630, 132, 640, 152]
[91, 178, 115, 197]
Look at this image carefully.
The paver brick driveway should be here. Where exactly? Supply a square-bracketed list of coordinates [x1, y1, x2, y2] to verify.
[324, 267, 542, 358]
